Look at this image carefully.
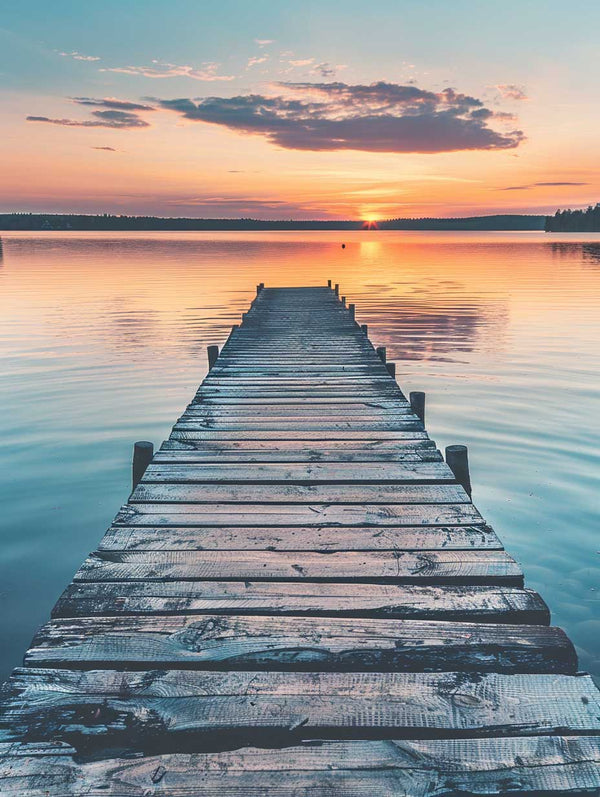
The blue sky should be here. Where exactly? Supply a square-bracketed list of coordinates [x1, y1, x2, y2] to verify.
[2, 0, 599, 217]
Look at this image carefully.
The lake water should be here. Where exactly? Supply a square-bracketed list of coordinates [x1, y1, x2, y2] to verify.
[0, 230, 598, 683]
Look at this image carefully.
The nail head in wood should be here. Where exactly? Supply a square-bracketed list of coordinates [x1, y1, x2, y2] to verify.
[207, 345, 219, 370]
[376, 346, 387, 362]
[410, 391, 426, 423]
[446, 444, 472, 498]
[132, 441, 153, 490]
[386, 361, 396, 378]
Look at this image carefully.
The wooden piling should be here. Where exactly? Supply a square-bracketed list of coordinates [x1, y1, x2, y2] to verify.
[376, 345, 387, 362]
[207, 345, 219, 369]
[349, 303, 356, 322]
[327, 279, 332, 288]
[361, 323, 368, 335]
[410, 391, 426, 423]
[132, 441, 153, 490]
[386, 362, 396, 378]
[446, 444, 472, 497]
[334, 283, 339, 296]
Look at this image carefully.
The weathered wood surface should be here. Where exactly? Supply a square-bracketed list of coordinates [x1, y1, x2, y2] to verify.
[72, 549, 523, 585]
[97, 523, 502, 551]
[1, 285, 599, 794]
[23, 615, 575, 672]
[2, 670, 597, 748]
[54, 582, 549, 623]
[3, 737, 600, 796]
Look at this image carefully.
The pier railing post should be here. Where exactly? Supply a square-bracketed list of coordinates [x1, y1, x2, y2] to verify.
[376, 346, 387, 362]
[361, 324, 368, 335]
[349, 303, 355, 322]
[410, 391, 425, 423]
[445, 444, 472, 497]
[207, 345, 219, 370]
[341, 295, 346, 305]
[386, 362, 396, 378]
[327, 279, 332, 288]
[334, 283, 339, 296]
[132, 441, 153, 490]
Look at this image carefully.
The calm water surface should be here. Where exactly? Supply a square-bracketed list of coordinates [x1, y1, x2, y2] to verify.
[0, 230, 598, 681]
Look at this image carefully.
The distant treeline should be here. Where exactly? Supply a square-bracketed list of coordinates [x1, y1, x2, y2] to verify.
[0, 213, 545, 231]
[545, 204, 600, 232]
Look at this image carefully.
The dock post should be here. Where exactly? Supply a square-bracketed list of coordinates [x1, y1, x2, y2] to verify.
[446, 444, 472, 497]
[361, 324, 368, 335]
[349, 303, 356, 322]
[410, 391, 425, 423]
[207, 345, 219, 370]
[327, 279, 332, 288]
[334, 283, 339, 296]
[386, 362, 396, 378]
[132, 441, 153, 490]
[341, 296, 346, 305]
[376, 346, 387, 362]
[256, 283, 264, 295]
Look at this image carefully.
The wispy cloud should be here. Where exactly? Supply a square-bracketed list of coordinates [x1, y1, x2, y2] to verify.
[158, 81, 525, 153]
[92, 146, 117, 151]
[255, 39, 274, 47]
[496, 84, 529, 101]
[499, 181, 588, 191]
[289, 58, 314, 67]
[247, 56, 268, 68]
[59, 50, 100, 62]
[100, 60, 235, 81]
[26, 97, 154, 129]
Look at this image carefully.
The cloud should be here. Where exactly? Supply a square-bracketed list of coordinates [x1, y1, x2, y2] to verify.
[164, 194, 331, 218]
[289, 58, 314, 67]
[499, 181, 588, 191]
[59, 50, 100, 62]
[314, 62, 336, 78]
[247, 56, 268, 68]
[100, 60, 235, 81]
[158, 80, 525, 153]
[27, 110, 150, 129]
[72, 97, 155, 111]
[92, 146, 117, 151]
[255, 39, 274, 47]
[496, 84, 529, 101]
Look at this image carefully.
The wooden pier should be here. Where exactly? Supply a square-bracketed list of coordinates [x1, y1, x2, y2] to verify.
[1, 285, 599, 794]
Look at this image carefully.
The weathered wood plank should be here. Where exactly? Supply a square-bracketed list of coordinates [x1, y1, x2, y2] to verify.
[97, 523, 501, 551]
[141, 462, 455, 483]
[23, 615, 575, 672]
[2, 670, 593, 748]
[130, 483, 468, 504]
[2, 736, 600, 796]
[53, 581, 549, 624]
[73, 549, 522, 585]
[115, 502, 486, 527]
[171, 429, 430, 440]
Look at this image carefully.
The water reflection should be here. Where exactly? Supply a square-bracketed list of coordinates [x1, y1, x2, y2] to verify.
[0, 230, 599, 683]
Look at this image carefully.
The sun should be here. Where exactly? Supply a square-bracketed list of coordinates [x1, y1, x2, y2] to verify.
[362, 216, 379, 229]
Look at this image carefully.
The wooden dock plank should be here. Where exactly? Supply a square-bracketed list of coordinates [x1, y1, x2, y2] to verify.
[72, 549, 523, 585]
[2, 737, 599, 796]
[2, 670, 594, 745]
[53, 582, 550, 624]
[96, 523, 502, 551]
[23, 615, 575, 673]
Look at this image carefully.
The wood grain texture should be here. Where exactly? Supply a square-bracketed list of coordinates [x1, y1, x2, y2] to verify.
[53, 581, 549, 624]
[3, 737, 600, 796]
[23, 615, 575, 672]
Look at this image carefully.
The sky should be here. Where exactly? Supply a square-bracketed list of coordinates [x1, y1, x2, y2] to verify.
[1, 0, 599, 220]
